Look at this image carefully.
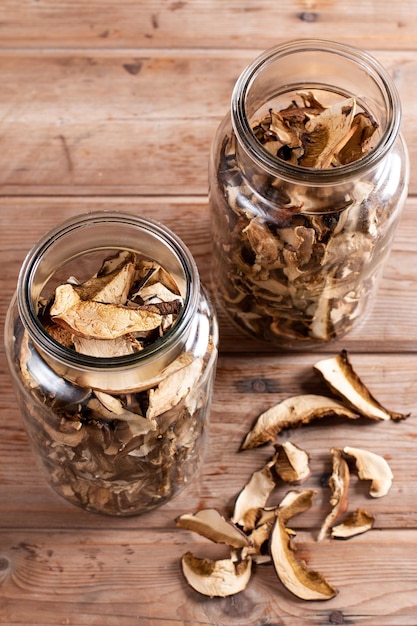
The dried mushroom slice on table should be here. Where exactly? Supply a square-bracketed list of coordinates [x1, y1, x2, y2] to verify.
[273, 441, 311, 483]
[241, 394, 359, 450]
[176, 509, 249, 549]
[313, 350, 410, 421]
[331, 508, 375, 539]
[278, 489, 316, 525]
[343, 446, 393, 498]
[232, 460, 278, 531]
[270, 514, 338, 601]
[181, 552, 252, 598]
[317, 447, 350, 542]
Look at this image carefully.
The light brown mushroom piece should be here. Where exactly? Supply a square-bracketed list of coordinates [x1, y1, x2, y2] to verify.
[331, 508, 375, 539]
[241, 395, 359, 450]
[343, 446, 393, 498]
[317, 447, 350, 541]
[232, 460, 278, 531]
[273, 441, 311, 483]
[181, 552, 252, 598]
[176, 509, 249, 549]
[270, 514, 338, 601]
[313, 350, 410, 422]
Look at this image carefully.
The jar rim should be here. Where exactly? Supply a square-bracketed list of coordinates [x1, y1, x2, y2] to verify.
[17, 211, 200, 374]
[231, 38, 402, 184]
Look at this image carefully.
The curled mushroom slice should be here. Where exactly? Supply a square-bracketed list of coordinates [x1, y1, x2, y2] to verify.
[181, 552, 252, 598]
[318, 448, 350, 541]
[51, 284, 162, 339]
[232, 461, 277, 531]
[278, 489, 316, 525]
[270, 514, 338, 601]
[73, 252, 137, 304]
[331, 508, 375, 539]
[176, 509, 249, 549]
[343, 446, 393, 498]
[241, 395, 359, 450]
[273, 441, 311, 483]
[313, 350, 410, 422]
[146, 357, 203, 419]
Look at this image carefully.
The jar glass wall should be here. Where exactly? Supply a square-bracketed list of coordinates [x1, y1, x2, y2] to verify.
[209, 40, 409, 348]
[5, 212, 218, 515]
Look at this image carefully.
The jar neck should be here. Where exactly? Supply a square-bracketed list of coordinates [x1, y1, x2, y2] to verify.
[231, 39, 401, 185]
[17, 211, 200, 393]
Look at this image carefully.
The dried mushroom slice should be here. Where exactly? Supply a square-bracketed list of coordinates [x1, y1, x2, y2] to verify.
[72, 252, 137, 304]
[331, 508, 375, 539]
[270, 514, 337, 601]
[318, 448, 350, 541]
[146, 357, 203, 419]
[278, 489, 316, 525]
[181, 552, 252, 598]
[241, 395, 359, 450]
[232, 461, 277, 531]
[273, 441, 311, 483]
[73, 335, 143, 357]
[176, 509, 249, 549]
[314, 350, 410, 422]
[51, 283, 162, 339]
[343, 446, 393, 498]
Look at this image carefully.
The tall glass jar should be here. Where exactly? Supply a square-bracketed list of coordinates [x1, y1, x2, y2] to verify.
[209, 39, 409, 349]
[5, 212, 218, 515]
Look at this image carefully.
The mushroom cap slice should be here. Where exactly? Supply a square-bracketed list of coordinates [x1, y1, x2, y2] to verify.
[343, 446, 393, 498]
[313, 350, 410, 422]
[331, 508, 375, 539]
[317, 447, 350, 541]
[270, 515, 338, 601]
[232, 461, 277, 531]
[181, 552, 252, 598]
[278, 489, 317, 525]
[51, 284, 162, 340]
[176, 509, 249, 549]
[274, 441, 311, 483]
[241, 395, 359, 449]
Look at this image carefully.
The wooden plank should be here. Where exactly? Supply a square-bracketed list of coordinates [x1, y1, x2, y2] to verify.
[0, 528, 416, 624]
[1, 352, 415, 530]
[1, 196, 416, 354]
[0, 50, 416, 195]
[0, 0, 416, 51]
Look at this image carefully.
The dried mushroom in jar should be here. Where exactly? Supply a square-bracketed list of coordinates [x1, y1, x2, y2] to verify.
[210, 90, 399, 347]
[16, 250, 214, 515]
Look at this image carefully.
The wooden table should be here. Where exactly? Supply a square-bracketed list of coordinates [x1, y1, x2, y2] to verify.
[0, 2, 416, 624]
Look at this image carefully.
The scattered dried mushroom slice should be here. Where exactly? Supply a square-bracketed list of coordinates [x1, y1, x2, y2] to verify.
[273, 441, 311, 483]
[176, 509, 249, 549]
[241, 394, 359, 449]
[270, 514, 338, 601]
[232, 460, 277, 531]
[317, 448, 350, 542]
[343, 446, 393, 498]
[314, 350, 410, 422]
[181, 552, 252, 598]
[331, 508, 375, 539]
[278, 489, 316, 525]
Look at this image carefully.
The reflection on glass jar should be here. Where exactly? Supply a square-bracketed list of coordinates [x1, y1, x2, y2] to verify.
[209, 39, 409, 349]
[5, 212, 218, 515]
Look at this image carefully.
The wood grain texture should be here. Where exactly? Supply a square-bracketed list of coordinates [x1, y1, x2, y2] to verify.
[0, 1, 417, 623]
[0, 0, 416, 50]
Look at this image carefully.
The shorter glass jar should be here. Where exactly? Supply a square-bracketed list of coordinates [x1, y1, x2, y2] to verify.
[209, 39, 409, 349]
[5, 212, 218, 516]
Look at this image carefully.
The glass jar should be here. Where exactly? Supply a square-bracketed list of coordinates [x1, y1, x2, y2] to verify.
[209, 39, 409, 349]
[5, 211, 218, 516]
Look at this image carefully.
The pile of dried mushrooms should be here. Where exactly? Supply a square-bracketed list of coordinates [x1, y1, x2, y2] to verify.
[15, 250, 216, 515]
[211, 91, 398, 347]
[176, 350, 409, 600]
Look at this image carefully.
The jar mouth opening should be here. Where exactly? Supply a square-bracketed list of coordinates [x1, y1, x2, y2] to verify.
[231, 38, 401, 184]
[17, 211, 200, 372]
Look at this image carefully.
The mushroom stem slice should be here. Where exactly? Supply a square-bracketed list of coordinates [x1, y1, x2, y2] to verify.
[313, 350, 410, 422]
[331, 508, 375, 539]
[181, 552, 252, 597]
[343, 446, 393, 498]
[176, 509, 249, 549]
[241, 395, 359, 450]
[317, 448, 350, 541]
[270, 515, 338, 601]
